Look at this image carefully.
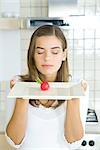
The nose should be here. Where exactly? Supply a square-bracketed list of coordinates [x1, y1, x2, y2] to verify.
[44, 51, 51, 61]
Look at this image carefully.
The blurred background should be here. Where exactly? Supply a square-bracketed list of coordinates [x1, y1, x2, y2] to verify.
[0, 0, 100, 149]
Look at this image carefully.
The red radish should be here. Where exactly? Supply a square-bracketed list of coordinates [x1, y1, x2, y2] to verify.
[40, 81, 50, 91]
[35, 77, 50, 91]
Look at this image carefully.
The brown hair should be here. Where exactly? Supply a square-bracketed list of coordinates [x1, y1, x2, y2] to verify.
[20, 24, 71, 108]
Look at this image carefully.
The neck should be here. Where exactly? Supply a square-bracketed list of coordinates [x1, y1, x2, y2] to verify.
[41, 74, 57, 82]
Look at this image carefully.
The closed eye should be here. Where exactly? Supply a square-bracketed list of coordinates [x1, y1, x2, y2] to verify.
[35, 47, 45, 54]
[37, 51, 44, 54]
[51, 49, 60, 55]
[52, 51, 58, 54]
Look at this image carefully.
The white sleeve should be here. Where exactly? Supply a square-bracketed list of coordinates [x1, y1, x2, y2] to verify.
[64, 82, 89, 149]
[5, 131, 26, 149]
[63, 135, 83, 150]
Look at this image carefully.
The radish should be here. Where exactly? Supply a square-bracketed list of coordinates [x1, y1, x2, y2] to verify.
[35, 77, 50, 91]
[40, 81, 50, 91]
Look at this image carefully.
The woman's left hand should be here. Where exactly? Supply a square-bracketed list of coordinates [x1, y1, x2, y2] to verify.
[81, 80, 89, 94]
[67, 80, 89, 102]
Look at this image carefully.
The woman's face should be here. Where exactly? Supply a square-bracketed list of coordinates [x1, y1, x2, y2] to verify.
[34, 35, 66, 81]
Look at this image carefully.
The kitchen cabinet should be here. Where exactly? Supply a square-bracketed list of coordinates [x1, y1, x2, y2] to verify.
[0, 18, 22, 29]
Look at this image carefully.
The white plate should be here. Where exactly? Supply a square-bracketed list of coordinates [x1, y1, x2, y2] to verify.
[7, 81, 85, 100]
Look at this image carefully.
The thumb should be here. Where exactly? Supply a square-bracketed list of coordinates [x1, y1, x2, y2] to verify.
[10, 79, 16, 89]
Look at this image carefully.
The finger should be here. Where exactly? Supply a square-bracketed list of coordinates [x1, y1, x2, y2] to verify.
[81, 80, 87, 92]
[10, 79, 16, 89]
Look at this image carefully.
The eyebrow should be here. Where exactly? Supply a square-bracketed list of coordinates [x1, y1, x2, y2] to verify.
[36, 46, 61, 49]
[51, 46, 61, 49]
[36, 46, 44, 49]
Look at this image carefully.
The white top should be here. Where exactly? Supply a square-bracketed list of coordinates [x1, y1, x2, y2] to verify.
[5, 78, 89, 150]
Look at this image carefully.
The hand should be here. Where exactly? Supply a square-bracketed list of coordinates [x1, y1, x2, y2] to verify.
[10, 79, 16, 89]
[66, 80, 89, 102]
[10, 76, 20, 89]
[81, 80, 89, 94]
[10, 77, 29, 101]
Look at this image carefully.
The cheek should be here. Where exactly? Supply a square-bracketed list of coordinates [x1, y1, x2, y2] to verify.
[34, 54, 41, 64]
[54, 55, 63, 64]
[54, 57, 63, 69]
[35, 60, 41, 68]
[34, 57, 40, 69]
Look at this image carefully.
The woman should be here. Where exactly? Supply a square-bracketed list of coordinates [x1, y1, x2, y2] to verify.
[5, 25, 89, 150]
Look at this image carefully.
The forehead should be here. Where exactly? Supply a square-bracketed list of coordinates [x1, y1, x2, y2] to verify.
[35, 35, 62, 48]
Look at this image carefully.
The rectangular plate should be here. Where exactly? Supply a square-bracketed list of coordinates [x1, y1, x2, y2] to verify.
[7, 82, 85, 100]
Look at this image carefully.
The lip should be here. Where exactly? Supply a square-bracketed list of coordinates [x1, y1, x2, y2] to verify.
[42, 64, 53, 68]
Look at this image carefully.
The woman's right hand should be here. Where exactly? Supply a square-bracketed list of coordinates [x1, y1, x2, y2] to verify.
[10, 79, 16, 89]
[10, 76, 20, 89]
[10, 77, 29, 102]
